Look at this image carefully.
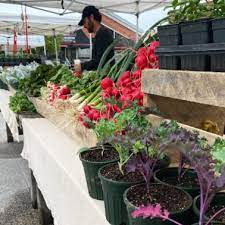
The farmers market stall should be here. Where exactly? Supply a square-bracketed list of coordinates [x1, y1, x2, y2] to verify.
[2, 1, 225, 225]
[21, 117, 109, 225]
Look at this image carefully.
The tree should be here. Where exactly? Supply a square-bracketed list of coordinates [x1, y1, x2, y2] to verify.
[45, 35, 63, 56]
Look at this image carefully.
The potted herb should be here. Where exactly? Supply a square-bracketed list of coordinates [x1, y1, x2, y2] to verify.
[79, 117, 119, 200]
[98, 106, 151, 225]
[123, 122, 192, 225]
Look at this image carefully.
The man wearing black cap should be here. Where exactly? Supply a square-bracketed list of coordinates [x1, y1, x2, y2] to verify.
[74, 5, 115, 73]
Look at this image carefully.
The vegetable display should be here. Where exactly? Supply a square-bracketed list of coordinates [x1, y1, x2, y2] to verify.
[0, 62, 38, 89]
[9, 91, 36, 114]
[18, 64, 62, 97]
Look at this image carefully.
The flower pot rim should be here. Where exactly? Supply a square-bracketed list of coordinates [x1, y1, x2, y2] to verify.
[193, 193, 225, 224]
[154, 167, 200, 191]
[98, 162, 144, 185]
[180, 18, 211, 25]
[79, 146, 118, 165]
[123, 183, 193, 215]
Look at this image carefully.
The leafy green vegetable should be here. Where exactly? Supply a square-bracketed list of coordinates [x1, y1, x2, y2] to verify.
[9, 91, 36, 114]
[211, 138, 225, 173]
[18, 64, 62, 97]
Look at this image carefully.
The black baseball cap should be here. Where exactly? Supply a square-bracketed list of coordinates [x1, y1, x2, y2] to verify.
[78, 5, 101, 26]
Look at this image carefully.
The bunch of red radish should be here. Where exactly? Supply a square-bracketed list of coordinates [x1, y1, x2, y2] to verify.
[47, 83, 71, 104]
[79, 41, 159, 128]
[135, 41, 159, 70]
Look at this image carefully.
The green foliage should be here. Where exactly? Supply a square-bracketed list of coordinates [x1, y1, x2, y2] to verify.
[211, 138, 225, 173]
[18, 64, 62, 97]
[95, 105, 151, 174]
[9, 91, 36, 114]
[45, 35, 63, 55]
[94, 119, 117, 143]
[166, 0, 224, 24]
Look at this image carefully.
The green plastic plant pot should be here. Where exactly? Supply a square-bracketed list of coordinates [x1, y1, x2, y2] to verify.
[193, 193, 225, 224]
[79, 147, 118, 200]
[154, 167, 199, 197]
[98, 163, 143, 225]
[124, 183, 193, 225]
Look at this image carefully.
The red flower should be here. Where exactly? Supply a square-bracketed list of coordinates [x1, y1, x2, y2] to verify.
[101, 77, 114, 90]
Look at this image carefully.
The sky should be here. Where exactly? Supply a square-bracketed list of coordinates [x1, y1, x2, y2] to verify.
[0, 3, 167, 33]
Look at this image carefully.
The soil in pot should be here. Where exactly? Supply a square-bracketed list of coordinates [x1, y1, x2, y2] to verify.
[124, 184, 193, 225]
[193, 193, 225, 224]
[154, 167, 199, 197]
[99, 163, 143, 225]
[99, 156, 170, 225]
[79, 145, 118, 200]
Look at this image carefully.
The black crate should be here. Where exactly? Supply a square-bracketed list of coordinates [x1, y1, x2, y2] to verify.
[212, 18, 225, 43]
[159, 56, 181, 70]
[181, 55, 210, 71]
[211, 54, 225, 72]
[180, 19, 212, 45]
[158, 24, 181, 46]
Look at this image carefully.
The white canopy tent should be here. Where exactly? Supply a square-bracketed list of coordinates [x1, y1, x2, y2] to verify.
[0, 4, 80, 35]
[1, 0, 171, 41]
[0, 0, 170, 14]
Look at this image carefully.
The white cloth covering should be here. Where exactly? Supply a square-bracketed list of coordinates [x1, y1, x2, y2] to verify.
[0, 89, 19, 142]
[21, 118, 110, 225]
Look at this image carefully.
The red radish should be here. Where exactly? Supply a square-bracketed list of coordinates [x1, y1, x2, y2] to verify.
[133, 70, 142, 79]
[83, 105, 92, 114]
[101, 77, 114, 90]
[135, 54, 148, 70]
[112, 105, 121, 113]
[58, 86, 70, 95]
[137, 47, 147, 57]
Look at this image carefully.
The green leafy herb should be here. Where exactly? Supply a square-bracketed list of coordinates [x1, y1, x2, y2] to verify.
[9, 91, 36, 114]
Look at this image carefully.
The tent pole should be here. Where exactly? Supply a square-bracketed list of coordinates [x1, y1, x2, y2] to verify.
[43, 40, 47, 57]
[136, 0, 140, 43]
[53, 29, 59, 64]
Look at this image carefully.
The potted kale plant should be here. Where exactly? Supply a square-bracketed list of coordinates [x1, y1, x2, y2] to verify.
[123, 122, 192, 225]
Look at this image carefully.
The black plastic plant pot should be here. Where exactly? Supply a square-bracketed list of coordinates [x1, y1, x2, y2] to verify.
[98, 163, 142, 225]
[159, 56, 181, 70]
[180, 19, 212, 45]
[212, 18, 225, 43]
[98, 156, 170, 225]
[154, 167, 199, 198]
[124, 183, 193, 225]
[158, 24, 181, 46]
[79, 146, 118, 200]
[211, 54, 225, 72]
[193, 193, 225, 224]
[181, 55, 210, 71]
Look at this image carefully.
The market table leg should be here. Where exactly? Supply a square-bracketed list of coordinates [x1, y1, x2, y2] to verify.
[37, 186, 54, 225]
[6, 122, 13, 142]
[30, 169, 37, 209]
